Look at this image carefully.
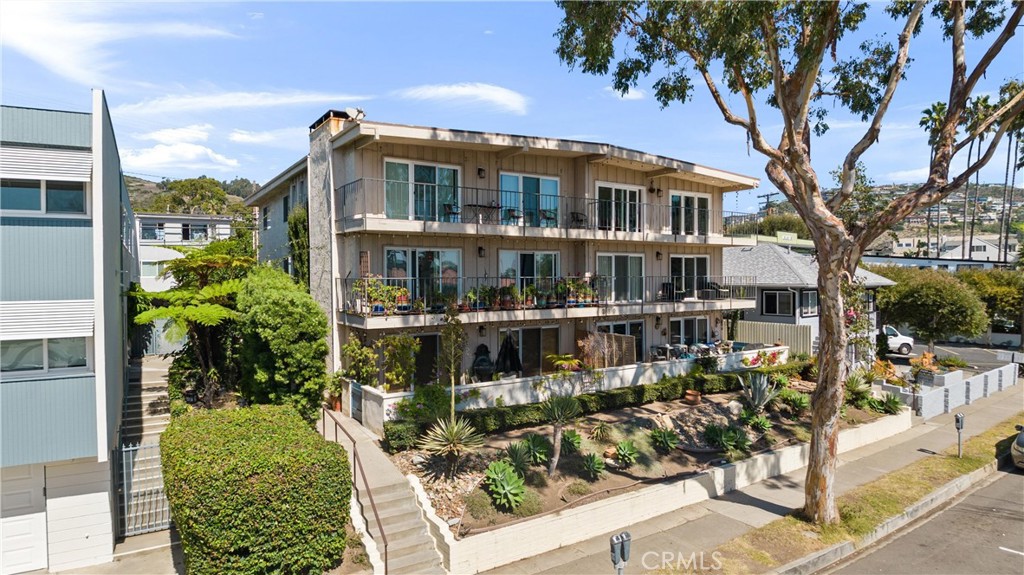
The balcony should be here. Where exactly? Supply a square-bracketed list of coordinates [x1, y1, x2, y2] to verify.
[333, 178, 758, 245]
[335, 274, 755, 329]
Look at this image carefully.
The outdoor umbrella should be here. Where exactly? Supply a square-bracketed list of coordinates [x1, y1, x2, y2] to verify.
[494, 332, 523, 374]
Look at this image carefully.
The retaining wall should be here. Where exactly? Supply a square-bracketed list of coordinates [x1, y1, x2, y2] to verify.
[881, 364, 1019, 420]
[412, 407, 910, 574]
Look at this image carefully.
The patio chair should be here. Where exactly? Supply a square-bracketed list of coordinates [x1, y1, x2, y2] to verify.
[443, 203, 462, 223]
[570, 211, 588, 229]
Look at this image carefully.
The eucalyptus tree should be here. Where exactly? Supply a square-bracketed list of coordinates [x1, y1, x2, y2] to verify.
[556, 0, 1024, 524]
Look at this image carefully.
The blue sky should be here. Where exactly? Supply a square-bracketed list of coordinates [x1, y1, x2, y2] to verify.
[2, 1, 1021, 212]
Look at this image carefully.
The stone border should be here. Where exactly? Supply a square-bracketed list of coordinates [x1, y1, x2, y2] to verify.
[408, 408, 910, 574]
[773, 457, 1005, 575]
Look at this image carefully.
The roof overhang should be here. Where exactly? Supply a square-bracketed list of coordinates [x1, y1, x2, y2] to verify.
[331, 121, 759, 192]
[247, 156, 308, 206]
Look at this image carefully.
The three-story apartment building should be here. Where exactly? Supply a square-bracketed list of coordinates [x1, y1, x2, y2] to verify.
[255, 111, 760, 396]
[0, 92, 138, 573]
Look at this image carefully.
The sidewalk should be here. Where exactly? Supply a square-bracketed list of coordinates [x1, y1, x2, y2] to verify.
[485, 380, 1023, 575]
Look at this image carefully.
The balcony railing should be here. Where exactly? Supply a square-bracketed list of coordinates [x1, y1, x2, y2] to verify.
[336, 274, 755, 318]
[334, 178, 758, 237]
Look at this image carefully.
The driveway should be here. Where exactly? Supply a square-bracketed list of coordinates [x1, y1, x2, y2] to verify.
[888, 342, 1020, 374]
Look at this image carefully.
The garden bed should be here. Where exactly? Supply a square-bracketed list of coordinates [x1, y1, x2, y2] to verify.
[391, 381, 883, 536]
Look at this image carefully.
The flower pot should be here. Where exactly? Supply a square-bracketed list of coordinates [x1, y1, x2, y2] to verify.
[332, 397, 342, 411]
[684, 389, 701, 405]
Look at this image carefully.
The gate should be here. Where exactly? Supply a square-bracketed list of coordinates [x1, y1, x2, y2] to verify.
[350, 382, 363, 423]
[117, 442, 171, 537]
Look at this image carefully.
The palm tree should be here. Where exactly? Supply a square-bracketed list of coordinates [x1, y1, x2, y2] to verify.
[997, 81, 1024, 262]
[920, 102, 948, 257]
[966, 96, 996, 259]
[542, 395, 581, 477]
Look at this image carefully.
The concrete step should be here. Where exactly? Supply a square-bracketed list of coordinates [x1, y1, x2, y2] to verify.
[122, 420, 170, 433]
[121, 413, 171, 425]
[386, 548, 443, 574]
[382, 532, 435, 561]
[363, 501, 421, 527]
[364, 516, 426, 544]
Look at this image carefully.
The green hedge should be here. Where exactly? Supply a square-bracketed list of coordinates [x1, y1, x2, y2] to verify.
[162, 405, 351, 574]
[383, 420, 422, 453]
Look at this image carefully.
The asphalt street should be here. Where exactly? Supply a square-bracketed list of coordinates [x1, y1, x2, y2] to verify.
[888, 342, 1020, 373]
[830, 468, 1024, 575]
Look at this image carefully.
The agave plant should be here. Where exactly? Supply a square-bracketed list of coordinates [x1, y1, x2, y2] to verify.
[747, 414, 773, 433]
[615, 440, 638, 467]
[844, 369, 873, 409]
[523, 433, 552, 465]
[484, 460, 525, 511]
[418, 416, 484, 477]
[581, 452, 605, 481]
[503, 441, 531, 477]
[738, 372, 781, 414]
[778, 388, 810, 415]
[879, 392, 904, 415]
[561, 429, 582, 454]
[542, 395, 582, 476]
[649, 427, 680, 452]
[590, 421, 613, 443]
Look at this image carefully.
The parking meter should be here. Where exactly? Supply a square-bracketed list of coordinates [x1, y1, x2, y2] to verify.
[954, 413, 965, 430]
[610, 534, 621, 567]
[620, 532, 631, 562]
[610, 532, 631, 574]
[955, 413, 965, 457]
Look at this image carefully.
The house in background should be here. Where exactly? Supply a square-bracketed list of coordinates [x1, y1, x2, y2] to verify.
[132, 212, 234, 355]
[0, 92, 138, 574]
[723, 244, 894, 356]
[245, 156, 308, 274]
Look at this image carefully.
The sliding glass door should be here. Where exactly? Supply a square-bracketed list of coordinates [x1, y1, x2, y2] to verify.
[597, 254, 643, 302]
[670, 192, 711, 235]
[500, 173, 559, 227]
[385, 160, 459, 221]
[670, 255, 709, 299]
[597, 184, 641, 232]
[669, 317, 710, 346]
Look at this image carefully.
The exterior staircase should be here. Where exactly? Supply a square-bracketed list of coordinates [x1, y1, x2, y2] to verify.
[121, 357, 172, 445]
[319, 410, 446, 574]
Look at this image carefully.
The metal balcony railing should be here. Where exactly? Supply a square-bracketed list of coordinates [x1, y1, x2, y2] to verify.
[336, 274, 755, 317]
[334, 178, 758, 237]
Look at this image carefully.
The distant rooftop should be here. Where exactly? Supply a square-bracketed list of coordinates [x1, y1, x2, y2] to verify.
[723, 244, 896, 289]
[1, 105, 91, 149]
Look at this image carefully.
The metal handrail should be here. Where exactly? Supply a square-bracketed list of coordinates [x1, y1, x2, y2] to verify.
[321, 406, 388, 574]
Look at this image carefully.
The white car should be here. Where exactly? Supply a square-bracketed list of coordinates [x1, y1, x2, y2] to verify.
[884, 325, 915, 355]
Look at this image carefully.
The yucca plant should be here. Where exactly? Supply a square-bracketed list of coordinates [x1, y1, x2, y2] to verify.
[615, 440, 638, 467]
[503, 441, 531, 477]
[561, 429, 582, 454]
[844, 369, 873, 409]
[581, 452, 605, 481]
[484, 460, 525, 511]
[418, 416, 484, 477]
[738, 372, 781, 414]
[542, 395, 582, 476]
[879, 392, 903, 415]
[649, 427, 680, 452]
[590, 421, 613, 443]
[523, 433, 552, 465]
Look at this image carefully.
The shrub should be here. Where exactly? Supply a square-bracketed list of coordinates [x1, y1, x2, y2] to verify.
[581, 452, 606, 480]
[844, 369, 873, 409]
[696, 355, 720, 374]
[879, 392, 904, 415]
[418, 417, 485, 477]
[169, 398, 191, 419]
[649, 427, 680, 452]
[936, 355, 969, 369]
[615, 440, 639, 467]
[590, 421, 613, 443]
[503, 441, 531, 477]
[566, 479, 592, 497]
[747, 414, 773, 433]
[383, 421, 421, 453]
[561, 429, 582, 454]
[394, 384, 451, 425]
[512, 488, 543, 518]
[162, 406, 350, 574]
[778, 388, 810, 415]
[523, 433, 552, 465]
[703, 423, 752, 454]
[484, 460, 525, 511]
[464, 490, 495, 521]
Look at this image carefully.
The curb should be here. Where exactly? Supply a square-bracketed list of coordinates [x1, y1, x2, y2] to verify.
[771, 454, 1007, 575]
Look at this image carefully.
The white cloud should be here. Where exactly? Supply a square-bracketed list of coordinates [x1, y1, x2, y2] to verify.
[881, 167, 930, 183]
[135, 124, 213, 145]
[603, 86, 646, 101]
[122, 143, 239, 173]
[114, 91, 371, 116]
[247, 12, 264, 20]
[394, 83, 528, 115]
[483, 30, 494, 35]
[229, 127, 308, 147]
[0, 2, 235, 86]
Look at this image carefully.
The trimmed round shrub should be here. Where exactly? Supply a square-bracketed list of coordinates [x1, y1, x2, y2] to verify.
[161, 405, 351, 574]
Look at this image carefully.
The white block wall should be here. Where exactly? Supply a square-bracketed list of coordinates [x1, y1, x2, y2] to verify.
[45, 459, 114, 571]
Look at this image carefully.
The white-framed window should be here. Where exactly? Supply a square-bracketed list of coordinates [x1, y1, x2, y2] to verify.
[669, 316, 709, 346]
[384, 158, 460, 222]
[801, 290, 819, 317]
[498, 250, 559, 295]
[669, 191, 712, 235]
[971, 245, 986, 252]
[597, 320, 644, 364]
[0, 178, 88, 215]
[141, 261, 167, 278]
[762, 290, 795, 316]
[384, 247, 462, 305]
[498, 325, 559, 377]
[596, 182, 642, 232]
[140, 222, 165, 241]
[596, 253, 643, 302]
[1, 337, 91, 375]
[262, 206, 270, 230]
[498, 172, 560, 227]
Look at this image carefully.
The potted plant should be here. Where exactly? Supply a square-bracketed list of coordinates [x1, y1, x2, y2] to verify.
[394, 286, 411, 313]
[523, 284, 536, 308]
[554, 278, 568, 307]
[325, 372, 346, 411]
[412, 297, 426, 314]
[536, 288, 549, 308]
[356, 275, 387, 316]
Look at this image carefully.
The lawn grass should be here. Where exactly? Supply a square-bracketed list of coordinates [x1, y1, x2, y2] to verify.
[693, 411, 1023, 574]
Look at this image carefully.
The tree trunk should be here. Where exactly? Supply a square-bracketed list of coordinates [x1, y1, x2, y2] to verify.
[802, 256, 849, 525]
[548, 424, 563, 477]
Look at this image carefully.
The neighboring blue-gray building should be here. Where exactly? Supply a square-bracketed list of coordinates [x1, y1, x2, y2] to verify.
[0, 92, 139, 573]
